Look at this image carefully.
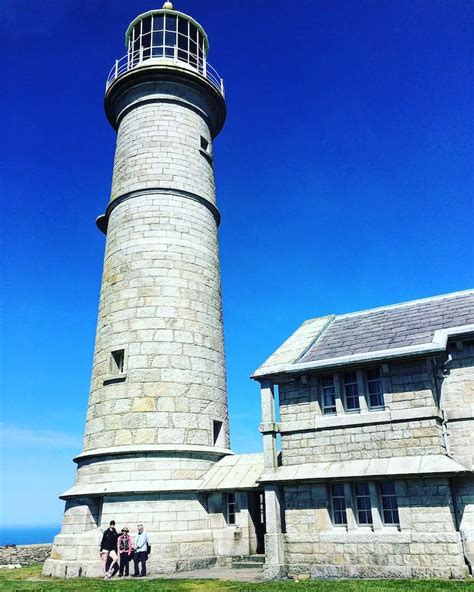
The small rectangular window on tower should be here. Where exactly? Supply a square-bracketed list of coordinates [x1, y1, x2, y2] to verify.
[200, 135, 210, 152]
[110, 349, 125, 374]
[213, 420, 223, 446]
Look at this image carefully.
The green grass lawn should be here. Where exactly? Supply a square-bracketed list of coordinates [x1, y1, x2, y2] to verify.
[0, 565, 473, 592]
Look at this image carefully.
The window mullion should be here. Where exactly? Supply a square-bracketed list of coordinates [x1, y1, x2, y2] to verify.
[334, 374, 345, 414]
[369, 481, 383, 531]
[343, 483, 357, 530]
[314, 376, 323, 415]
[357, 369, 368, 412]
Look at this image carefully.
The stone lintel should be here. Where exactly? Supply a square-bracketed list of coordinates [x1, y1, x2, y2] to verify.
[279, 406, 444, 435]
[445, 407, 474, 421]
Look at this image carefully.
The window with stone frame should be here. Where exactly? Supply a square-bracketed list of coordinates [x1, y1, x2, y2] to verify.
[225, 492, 236, 525]
[354, 482, 373, 525]
[343, 372, 360, 412]
[320, 374, 337, 415]
[330, 483, 347, 526]
[316, 367, 386, 416]
[379, 481, 399, 525]
[366, 367, 385, 409]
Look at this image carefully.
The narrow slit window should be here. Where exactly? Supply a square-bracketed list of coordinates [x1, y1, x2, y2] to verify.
[110, 349, 125, 374]
[321, 375, 337, 415]
[259, 492, 265, 524]
[380, 481, 399, 525]
[354, 483, 373, 525]
[213, 420, 223, 446]
[225, 492, 236, 525]
[200, 135, 210, 153]
[330, 483, 347, 526]
[343, 372, 360, 412]
[366, 368, 384, 409]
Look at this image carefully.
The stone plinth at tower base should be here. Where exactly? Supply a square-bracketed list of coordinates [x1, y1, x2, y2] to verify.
[43, 452, 265, 578]
[43, 491, 231, 578]
[43, 528, 219, 579]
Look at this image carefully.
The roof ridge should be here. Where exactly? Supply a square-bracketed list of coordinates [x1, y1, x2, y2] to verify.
[335, 288, 474, 320]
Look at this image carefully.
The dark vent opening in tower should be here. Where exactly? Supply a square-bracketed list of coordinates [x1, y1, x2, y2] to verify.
[213, 420, 223, 446]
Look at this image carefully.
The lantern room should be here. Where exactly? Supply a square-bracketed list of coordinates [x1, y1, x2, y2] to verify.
[106, 2, 224, 95]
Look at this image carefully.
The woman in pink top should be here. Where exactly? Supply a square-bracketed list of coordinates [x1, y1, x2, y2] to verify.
[117, 527, 133, 577]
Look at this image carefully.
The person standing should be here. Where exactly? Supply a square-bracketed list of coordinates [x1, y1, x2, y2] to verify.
[99, 520, 118, 578]
[117, 527, 133, 577]
[133, 523, 149, 577]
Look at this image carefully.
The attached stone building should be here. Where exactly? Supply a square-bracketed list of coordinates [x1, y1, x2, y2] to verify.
[252, 289, 474, 579]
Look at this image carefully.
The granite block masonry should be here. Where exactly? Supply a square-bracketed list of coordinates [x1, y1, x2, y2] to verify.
[43, 4, 264, 578]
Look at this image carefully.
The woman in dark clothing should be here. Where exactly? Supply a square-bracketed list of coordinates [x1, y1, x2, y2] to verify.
[100, 520, 118, 578]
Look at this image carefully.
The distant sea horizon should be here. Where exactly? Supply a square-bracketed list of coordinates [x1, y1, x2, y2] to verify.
[0, 525, 60, 546]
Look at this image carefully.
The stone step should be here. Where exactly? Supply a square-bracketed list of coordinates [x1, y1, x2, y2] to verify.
[248, 555, 265, 563]
[232, 561, 264, 570]
[231, 554, 265, 564]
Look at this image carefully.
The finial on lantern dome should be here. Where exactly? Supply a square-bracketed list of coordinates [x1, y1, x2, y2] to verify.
[162, 1, 174, 8]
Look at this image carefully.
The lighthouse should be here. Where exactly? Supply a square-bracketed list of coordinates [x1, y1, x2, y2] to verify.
[43, 4, 267, 578]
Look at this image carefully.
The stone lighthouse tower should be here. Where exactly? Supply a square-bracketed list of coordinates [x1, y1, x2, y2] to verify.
[44, 2, 238, 577]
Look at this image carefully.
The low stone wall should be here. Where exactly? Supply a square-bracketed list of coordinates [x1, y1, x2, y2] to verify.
[0, 544, 52, 566]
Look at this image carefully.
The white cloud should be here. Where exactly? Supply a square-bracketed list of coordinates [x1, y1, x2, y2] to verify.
[0, 424, 82, 450]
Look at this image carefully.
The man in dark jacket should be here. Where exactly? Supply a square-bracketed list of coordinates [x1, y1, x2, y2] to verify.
[100, 520, 118, 578]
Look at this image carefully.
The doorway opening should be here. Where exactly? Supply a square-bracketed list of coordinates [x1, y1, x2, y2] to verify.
[249, 490, 266, 555]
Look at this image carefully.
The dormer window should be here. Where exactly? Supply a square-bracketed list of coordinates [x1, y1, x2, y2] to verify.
[321, 375, 337, 415]
[366, 368, 384, 409]
[343, 372, 360, 412]
[318, 368, 385, 416]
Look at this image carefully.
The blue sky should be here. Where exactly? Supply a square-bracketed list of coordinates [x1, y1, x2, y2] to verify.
[1, 0, 473, 526]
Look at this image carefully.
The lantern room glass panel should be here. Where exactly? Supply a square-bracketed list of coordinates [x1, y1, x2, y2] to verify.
[126, 11, 208, 73]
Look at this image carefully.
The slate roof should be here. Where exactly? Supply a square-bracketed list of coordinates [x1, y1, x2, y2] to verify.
[198, 453, 264, 491]
[259, 455, 469, 483]
[300, 290, 474, 364]
[252, 289, 474, 378]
